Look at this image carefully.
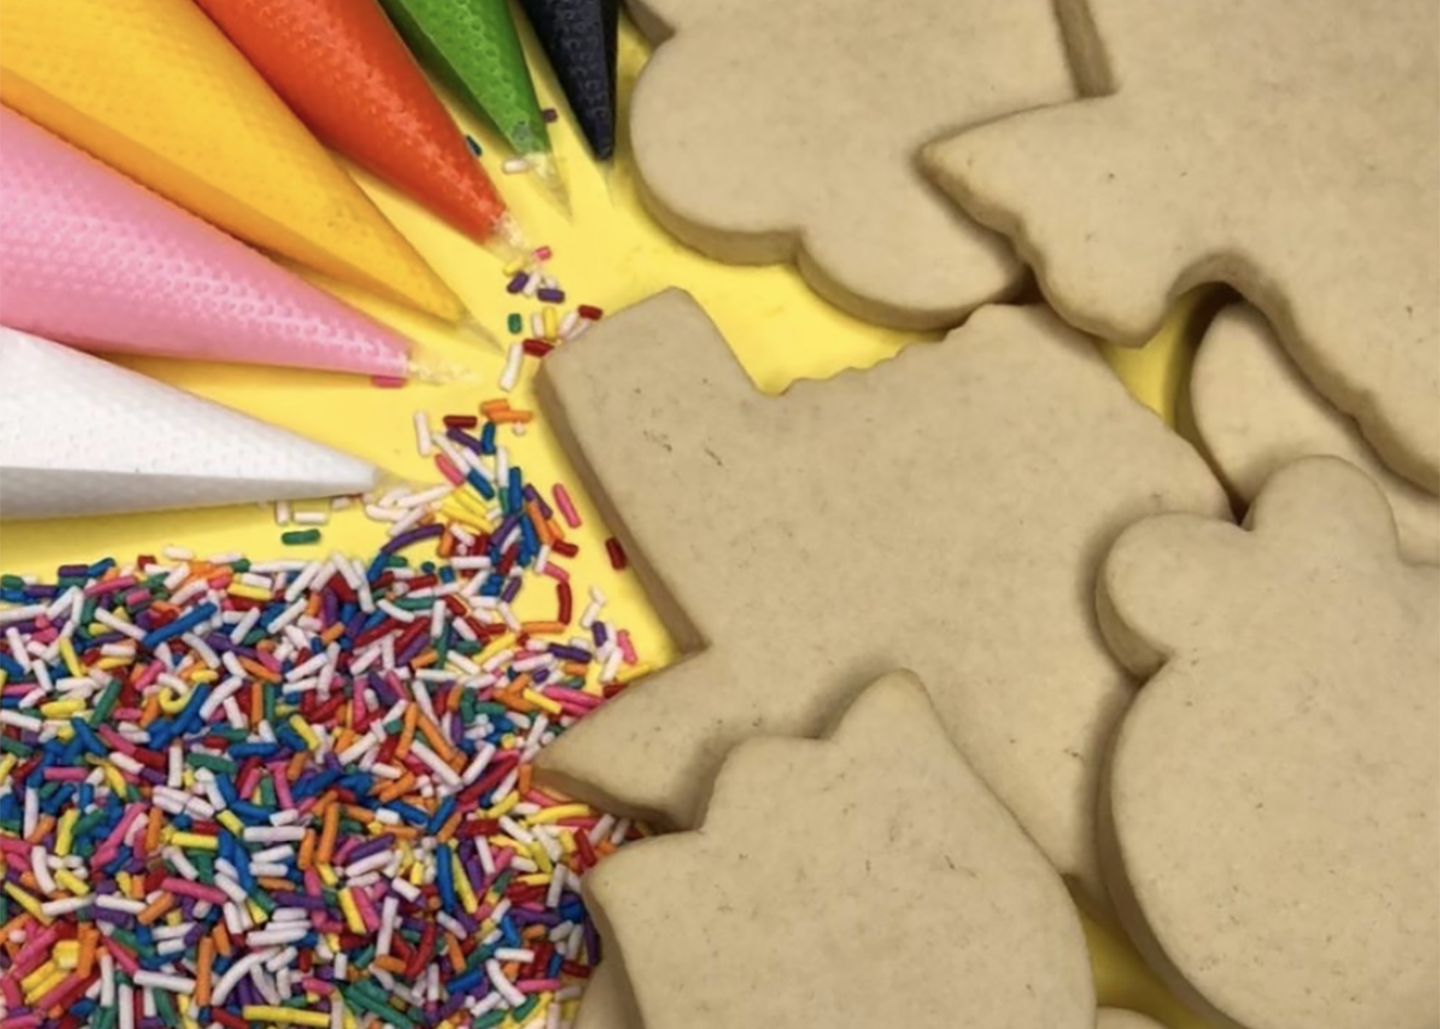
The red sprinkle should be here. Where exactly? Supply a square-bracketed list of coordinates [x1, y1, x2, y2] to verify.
[578, 305, 604, 321]
[371, 376, 407, 389]
[523, 339, 554, 358]
[605, 537, 628, 570]
[443, 415, 479, 429]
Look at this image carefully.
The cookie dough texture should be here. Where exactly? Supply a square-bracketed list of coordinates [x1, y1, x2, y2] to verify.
[926, 0, 1440, 492]
[534, 289, 1225, 901]
[627, 0, 1077, 329]
[584, 671, 1095, 1029]
[1192, 305, 1440, 564]
[1099, 457, 1440, 1029]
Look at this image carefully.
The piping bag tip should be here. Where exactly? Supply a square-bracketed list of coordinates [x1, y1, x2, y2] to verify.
[482, 211, 532, 264]
[527, 151, 572, 219]
[404, 351, 482, 385]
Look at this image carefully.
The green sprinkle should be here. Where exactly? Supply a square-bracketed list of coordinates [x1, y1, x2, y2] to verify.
[507, 313, 523, 334]
[186, 752, 236, 774]
[0, 735, 31, 757]
[281, 529, 322, 546]
[1, 574, 25, 589]
[89, 679, 121, 727]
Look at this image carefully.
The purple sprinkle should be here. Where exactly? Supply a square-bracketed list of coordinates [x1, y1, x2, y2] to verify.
[348, 833, 395, 862]
[506, 273, 529, 294]
[548, 644, 591, 664]
[542, 108, 559, 123]
[500, 578, 522, 604]
[536, 288, 565, 304]
[591, 622, 608, 647]
[381, 523, 444, 555]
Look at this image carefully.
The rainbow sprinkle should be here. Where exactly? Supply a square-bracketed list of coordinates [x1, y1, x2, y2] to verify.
[0, 403, 648, 1029]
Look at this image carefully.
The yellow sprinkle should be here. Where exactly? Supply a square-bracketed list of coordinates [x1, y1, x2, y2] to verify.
[247, 899, 269, 926]
[452, 853, 478, 915]
[338, 889, 366, 934]
[343, 1008, 358, 1029]
[488, 835, 525, 854]
[483, 793, 519, 820]
[57, 809, 78, 856]
[54, 941, 81, 970]
[40, 697, 85, 719]
[520, 689, 561, 716]
[0, 754, 19, 788]
[241, 1006, 331, 1028]
[53, 869, 89, 896]
[542, 307, 558, 340]
[218, 811, 245, 836]
[157, 687, 190, 715]
[528, 842, 553, 875]
[289, 715, 320, 751]
[104, 764, 128, 796]
[525, 803, 591, 826]
[407, 860, 425, 887]
[54, 723, 75, 742]
[559, 833, 577, 857]
[227, 583, 273, 602]
[188, 669, 220, 685]
[25, 966, 67, 1003]
[515, 873, 551, 887]
[169, 832, 219, 852]
[22, 959, 59, 993]
[4, 882, 49, 923]
[94, 657, 130, 672]
[502, 256, 526, 276]
[317, 863, 339, 888]
[439, 500, 488, 530]
[58, 636, 81, 677]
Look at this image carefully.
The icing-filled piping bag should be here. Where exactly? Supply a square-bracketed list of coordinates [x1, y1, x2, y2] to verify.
[0, 0, 467, 323]
[0, 108, 417, 379]
[194, 0, 528, 257]
[0, 326, 382, 520]
[520, 0, 619, 161]
[379, 0, 570, 212]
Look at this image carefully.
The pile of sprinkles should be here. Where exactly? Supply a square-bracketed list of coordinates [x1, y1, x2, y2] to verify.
[0, 397, 651, 1029]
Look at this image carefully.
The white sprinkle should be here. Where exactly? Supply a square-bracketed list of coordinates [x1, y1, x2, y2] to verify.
[274, 500, 291, 526]
[292, 510, 330, 526]
[499, 342, 524, 393]
[133, 971, 196, 995]
[502, 157, 530, 174]
[413, 411, 434, 456]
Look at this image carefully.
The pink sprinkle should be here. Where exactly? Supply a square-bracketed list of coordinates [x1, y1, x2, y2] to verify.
[163, 877, 228, 905]
[552, 484, 581, 529]
[41, 767, 88, 782]
[84, 575, 136, 598]
[302, 978, 334, 996]
[372, 376, 407, 389]
[102, 936, 141, 976]
[543, 563, 570, 584]
[132, 661, 164, 691]
[270, 762, 296, 809]
[533, 246, 552, 262]
[436, 453, 466, 486]
[516, 979, 563, 992]
[617, 630, 638, 665]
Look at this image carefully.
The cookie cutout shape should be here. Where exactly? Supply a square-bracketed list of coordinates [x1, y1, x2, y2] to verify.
[585, 671, 1095, 1029]
[925, 0, 1440, 491]
[535, 290, 1226, 899]
[1098, 457, 1440, 1029]
[1193, 305, 1440, 565]
[626, 0, 1077, 330]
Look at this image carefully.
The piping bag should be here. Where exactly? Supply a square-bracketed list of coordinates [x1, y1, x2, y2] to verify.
[520, 0, 619, 161]
[193, 0, 527, 256]
[0, 0, 469, 325]
[0, 108, 421, 380]
[378, 0, 570, 210]
[0, 327, 381, 520]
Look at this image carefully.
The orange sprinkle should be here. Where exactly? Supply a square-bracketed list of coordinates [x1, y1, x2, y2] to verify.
[213, 923, 233, 960]
[318, 803, 340, 865]
[239, 657, 282, 685]
[195, 937, 215, 1006]
[298, 830, 316, 872]
[479, 399, 512, 417]
[287, 751, 307, 781]
[520, 622, 565, 636]
[137, 893, 175, 926]
[517, 764, 532, 796]
[436, 810, 464, 843]
[388, 825, 421, 841]
[546, 518, 566, 543]
[416, 713, 454, 762]
[445, 933, 466, 973]
[561, 661, 589, 678]
[489, 409, 533, 425]
[410, 649, 439, 670]
[373, 955, 407, 975]
[25, 815, 55, 846]
[376, 772, 417, 804]
[438, 533, 456, 559]
[320, 623, 346, 645]
[257, 877, 294, 892]
[143, 809, 164, 855]
[525, 502, 553, 545]
[138, 692, 162, 729]
[396, 705, 418, 760]
[76, 927, 96, 979]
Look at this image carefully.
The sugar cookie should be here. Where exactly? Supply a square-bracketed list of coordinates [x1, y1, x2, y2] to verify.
[535, 289, 1226, 899]
[627, 0, 1076, 328]
[584, 671, 1096, 1029]
[1099, 457, 1440, 1029]
[926, 0, 1440, 491]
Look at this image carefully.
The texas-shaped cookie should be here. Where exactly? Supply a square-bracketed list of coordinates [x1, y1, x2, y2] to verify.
[1098, 456, 1439, 1029]
[626, 0, 1077, 329]
[583, 671, 1096, 1029]
[1099, 1012, 1165, 1029]
[924, 0, 1440, 492]
[1192, 304, 1440, 564]
[574, 962, 640, 1029]
[535, 289, 1226, 900]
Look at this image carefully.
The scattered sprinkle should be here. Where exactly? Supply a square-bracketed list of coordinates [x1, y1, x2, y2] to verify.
[280, 529, 322, 546]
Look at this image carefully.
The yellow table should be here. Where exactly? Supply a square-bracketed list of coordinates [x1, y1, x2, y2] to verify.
[0, 16, 1218, 1029]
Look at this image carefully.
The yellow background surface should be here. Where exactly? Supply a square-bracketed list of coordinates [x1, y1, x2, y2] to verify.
[1, 15, 1218, 1029]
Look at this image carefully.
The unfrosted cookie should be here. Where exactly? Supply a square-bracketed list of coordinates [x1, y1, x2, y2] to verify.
[1192, 305, 1440, 564]
[925, 0, 1440, 491]
[584, 671, 1096, 1029]
[535, 289, 1226, 900]
[1098, 457, 1440, 1029]
[626, 0, 1077, 329]
[574, 962, 640, 1029]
